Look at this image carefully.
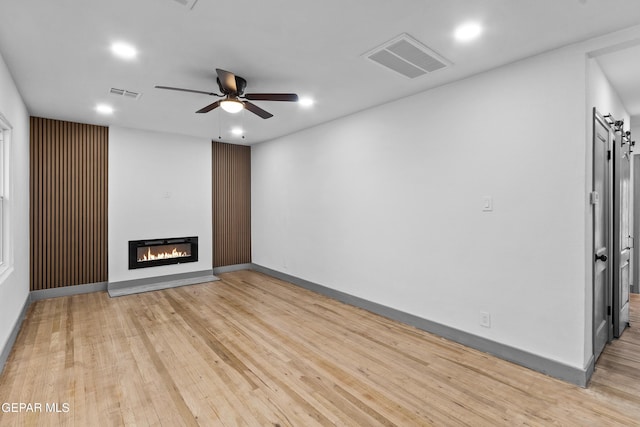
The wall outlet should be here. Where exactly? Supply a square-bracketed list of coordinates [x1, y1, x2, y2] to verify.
[480, 311, 491, 328]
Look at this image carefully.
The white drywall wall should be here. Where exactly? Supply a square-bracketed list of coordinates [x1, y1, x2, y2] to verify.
[0, 51, 30, 356]
[252, 46, 589, 368]
[108, 126, 212, 283]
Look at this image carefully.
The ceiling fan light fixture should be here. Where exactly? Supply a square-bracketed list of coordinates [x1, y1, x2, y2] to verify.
[220, 99, 244, 113]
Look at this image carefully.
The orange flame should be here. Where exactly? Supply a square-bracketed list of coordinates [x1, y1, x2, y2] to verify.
[139, 247, 188, 262]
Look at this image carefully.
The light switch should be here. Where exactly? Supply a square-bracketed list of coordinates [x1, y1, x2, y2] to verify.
[482, 196, 493, 212]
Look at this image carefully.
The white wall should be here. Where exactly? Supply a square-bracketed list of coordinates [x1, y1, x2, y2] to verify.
[589, 58, 631, 127]
[108, 126, 212, 283]
[632, 118, 640, 141]
[253, 46, 590, 368]
[0, 52, 30, 355]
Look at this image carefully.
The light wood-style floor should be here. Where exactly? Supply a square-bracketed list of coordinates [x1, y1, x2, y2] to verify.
[1, 270, 639, 426]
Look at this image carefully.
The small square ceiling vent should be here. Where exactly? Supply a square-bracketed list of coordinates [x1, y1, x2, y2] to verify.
[109, 87, 142, 100]
[363, 33, 451, 79]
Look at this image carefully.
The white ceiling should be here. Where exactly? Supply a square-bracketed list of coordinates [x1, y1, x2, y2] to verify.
[0, 0, 639, 144]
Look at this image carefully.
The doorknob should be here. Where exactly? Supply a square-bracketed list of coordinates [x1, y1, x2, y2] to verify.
[595, 254, 608, 262]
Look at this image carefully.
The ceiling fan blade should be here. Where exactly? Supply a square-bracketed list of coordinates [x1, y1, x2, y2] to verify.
[196, 100, 221, 114]
[244, 93, 299, 102]
[216, 68, 237, 94]
[155, 85, 220, 96]
[244, 101, 273, 119]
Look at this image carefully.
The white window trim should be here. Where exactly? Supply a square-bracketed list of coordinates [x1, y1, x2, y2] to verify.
[0, 112, 13, 284]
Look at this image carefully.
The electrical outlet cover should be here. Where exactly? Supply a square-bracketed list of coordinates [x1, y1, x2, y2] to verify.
[480, 311, 491, 328]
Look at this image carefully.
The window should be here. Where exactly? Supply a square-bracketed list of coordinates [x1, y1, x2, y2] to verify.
[0, 113, 12, 281]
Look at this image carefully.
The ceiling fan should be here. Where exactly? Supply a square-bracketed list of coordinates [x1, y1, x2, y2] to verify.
[155, 68, 299, 119]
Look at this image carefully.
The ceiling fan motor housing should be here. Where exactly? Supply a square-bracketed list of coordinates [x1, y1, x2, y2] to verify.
[217, 75, 247, 95]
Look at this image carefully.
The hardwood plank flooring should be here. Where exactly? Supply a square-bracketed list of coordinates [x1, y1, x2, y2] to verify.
[1, 270, 640, 426]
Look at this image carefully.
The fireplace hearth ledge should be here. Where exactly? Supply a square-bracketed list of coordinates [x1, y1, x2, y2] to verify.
[107, 269, 219, 297]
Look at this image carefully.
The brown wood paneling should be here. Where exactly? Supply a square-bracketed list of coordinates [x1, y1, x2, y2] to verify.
[212, 142, 251, 267]
[30, 117, 108, 291]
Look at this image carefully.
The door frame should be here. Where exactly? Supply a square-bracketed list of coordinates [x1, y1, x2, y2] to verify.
[592, 108, 613, 361]
[612, 124, 632, 337]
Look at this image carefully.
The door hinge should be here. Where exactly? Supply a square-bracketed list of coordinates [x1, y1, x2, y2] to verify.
[589, 192, 599, 205]
[608, 306, 612, 316]
[607, 150, 612, 160]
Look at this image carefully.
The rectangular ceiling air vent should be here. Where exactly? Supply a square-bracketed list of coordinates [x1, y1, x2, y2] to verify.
[109, 87, 142, 100]
[363, 33, 451, 79]
[171, 0, 198, 9]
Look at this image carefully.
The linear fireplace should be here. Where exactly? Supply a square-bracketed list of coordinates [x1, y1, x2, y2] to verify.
[128, 236, 198, 269]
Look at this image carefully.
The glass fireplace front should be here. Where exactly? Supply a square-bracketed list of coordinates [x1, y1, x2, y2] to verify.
[128, 236, 198, 269]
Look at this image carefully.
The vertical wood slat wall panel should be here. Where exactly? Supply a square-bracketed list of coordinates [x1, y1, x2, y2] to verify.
[30, 117, 108, 291]
[212, 142, 251, 267]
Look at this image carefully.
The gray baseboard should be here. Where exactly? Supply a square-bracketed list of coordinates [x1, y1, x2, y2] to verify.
[0, 294, 31, 376]
[250, 263, 593, 387]
[108, 269, 219, 297]
[213, 263, 253, 275]
[584, 355, 596, 386]
[31, 281, 108, 301]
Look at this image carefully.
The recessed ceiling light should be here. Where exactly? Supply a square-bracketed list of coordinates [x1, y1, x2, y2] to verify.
[454, 22, 483, 42]
[110, 42, 137, 60]
[299, 97, 314, 107]
[95, 104, 114, 115]
[231, 127, 243, 136]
